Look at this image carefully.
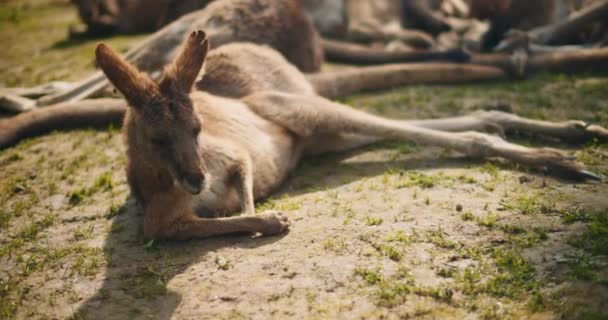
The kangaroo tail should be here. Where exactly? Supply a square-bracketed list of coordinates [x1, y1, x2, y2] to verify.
[0, 98, 126, 149]
[307, 63, 505, 99]
[321, 39, 470, 65]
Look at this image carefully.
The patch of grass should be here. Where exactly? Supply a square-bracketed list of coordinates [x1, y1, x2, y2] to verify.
[365, 216, 383, 226]
[455, 246, 540, 299]
[561, 206, 594, 224]
[0, 209, 11, 228]
[0, 214, 56, 258]
[457, 175, 477, 184]
[499, 193, 554, 215]
[437, 267, 457, 278]
[426, 228, 458, 249]
[498, 224, 526, 235]
[354, 267, 384, 285]
[475, 213, 498, 228]
[377, 244, 402, 262]
[0, 278, 18, 319]
[68, 172, 115, 206]
[455, 266, 483, 295]
[385, 230, 421, 244]
[71, 246, 107, 276]
[72, 224, 95, 241]
[485, 248, 539, 298]
[354, 267, 453, 307]
[397, 171, 444, 189]
[568, 211, 608, 256]
[480, 162, 501, 179]
[323, 238, 347, 253]
[557, 250, 603, 281]
[509, 228, 548, 248]
[255, 194, 301, 212]
[460, 211, 474, 221]
[359, 233, 404, 261]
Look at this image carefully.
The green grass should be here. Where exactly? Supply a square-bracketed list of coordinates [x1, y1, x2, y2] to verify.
[460, 211, 475, 221]
[561, 206, 595, 224]
[68, 172, 115, 206]
[396, 171, 444, 189]
[568, 211, 608, 256]
[475, 213, 498, 228]
[499, 193, 555, 215]
[365, 216, 384, 226]
[485, 248, 539, 298]
[0, 0, 147, 87]
[255, 194, 302, 212]
[426, 228, 458, 249]
[354, 267, 453, 307]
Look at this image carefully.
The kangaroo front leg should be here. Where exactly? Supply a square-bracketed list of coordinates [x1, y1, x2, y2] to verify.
[232, 155, 291, 232]
[144, 191, 289, 241]
[234, 156, 255, 215]
[245, 92, 598, 180]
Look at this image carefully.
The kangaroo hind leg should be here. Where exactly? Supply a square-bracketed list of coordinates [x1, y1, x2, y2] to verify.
[244, 92, 600, 181]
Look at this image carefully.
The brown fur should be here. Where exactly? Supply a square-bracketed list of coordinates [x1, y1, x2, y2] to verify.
[90, 30, 605, 240]
[469, 0, 556, 50]
[72, 0, 211, 35]
[37, 0, 323, 107]
[469, 0, 608, 50]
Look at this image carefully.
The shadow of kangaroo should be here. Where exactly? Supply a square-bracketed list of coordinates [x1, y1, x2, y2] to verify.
[73, 198, 288, 319]
[91, 29, 606, 241]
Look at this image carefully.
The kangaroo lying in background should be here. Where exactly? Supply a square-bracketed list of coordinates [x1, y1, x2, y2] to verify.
[35, 0, 323, 108]
[89, 30, 605, 239]
[469, 0, 608, 51]
[31, 0, 470, 110]
[71, 0, 211, 36]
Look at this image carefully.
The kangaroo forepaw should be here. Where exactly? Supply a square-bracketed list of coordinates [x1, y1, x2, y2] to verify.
[257, 210, 290, 235]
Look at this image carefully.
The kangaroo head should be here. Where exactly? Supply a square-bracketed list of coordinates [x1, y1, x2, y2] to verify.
[96, 30, 209, 194]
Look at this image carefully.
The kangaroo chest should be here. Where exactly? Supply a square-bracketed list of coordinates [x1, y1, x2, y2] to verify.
[190, 95, 301, 215]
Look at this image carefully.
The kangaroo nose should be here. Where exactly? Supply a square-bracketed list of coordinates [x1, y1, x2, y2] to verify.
[183, 173, 205, 194]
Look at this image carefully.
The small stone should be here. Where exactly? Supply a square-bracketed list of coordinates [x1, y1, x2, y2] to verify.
[455, 204, 463, 212]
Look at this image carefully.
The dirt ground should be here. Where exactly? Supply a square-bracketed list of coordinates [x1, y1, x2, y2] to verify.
[1, 1, 607, 319]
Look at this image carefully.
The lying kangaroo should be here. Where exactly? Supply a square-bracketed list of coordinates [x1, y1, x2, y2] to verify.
[470, 0, 608, 51]
[35, 0, 323, 108]
[32, 0, 469, 110]
[72, 0, 210, 36]
[90, 30, 604, 240]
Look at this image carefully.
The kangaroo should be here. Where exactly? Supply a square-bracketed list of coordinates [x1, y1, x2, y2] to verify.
[29, 0, 471, 111]
[469, 0, 608, 51]
[35, 0, 324, 108]
[88, 30, 605, 240]
[71, 0, 211, 36]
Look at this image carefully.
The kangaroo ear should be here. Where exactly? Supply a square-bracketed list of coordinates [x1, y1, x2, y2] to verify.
[95, 43, 158, 107]
[161, 30, 209, 93]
